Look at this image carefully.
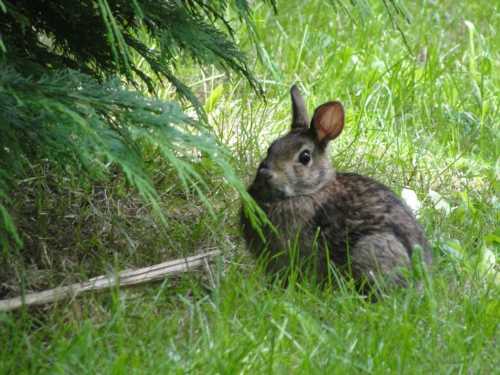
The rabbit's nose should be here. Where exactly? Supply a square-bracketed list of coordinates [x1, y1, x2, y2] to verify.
[258, 161, 273, 180]
[259, 161, 270, 170]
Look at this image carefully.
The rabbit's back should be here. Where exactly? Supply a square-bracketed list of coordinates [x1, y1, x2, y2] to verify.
[318, 173, 431, 266]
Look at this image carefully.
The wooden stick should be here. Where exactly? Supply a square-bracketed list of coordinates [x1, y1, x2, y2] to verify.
[0, 250, 221, 312]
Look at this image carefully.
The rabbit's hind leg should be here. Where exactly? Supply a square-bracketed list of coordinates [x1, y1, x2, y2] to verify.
[348, 233, 412, 290]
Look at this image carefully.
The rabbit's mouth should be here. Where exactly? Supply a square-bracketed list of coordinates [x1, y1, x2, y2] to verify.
[268, 185, 294, 201]
[259, 185, 290, 202]
[266, 189, 289, 202]
[249, 175, 292, 202]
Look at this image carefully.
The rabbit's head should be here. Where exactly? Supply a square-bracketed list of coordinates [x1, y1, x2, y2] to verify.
[251, 85, 345, 202]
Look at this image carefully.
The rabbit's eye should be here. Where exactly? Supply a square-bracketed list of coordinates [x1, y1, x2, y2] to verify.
[298, 150, 311, 165]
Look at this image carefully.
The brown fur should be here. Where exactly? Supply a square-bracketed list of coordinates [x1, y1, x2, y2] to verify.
[241, 86, 431, 289]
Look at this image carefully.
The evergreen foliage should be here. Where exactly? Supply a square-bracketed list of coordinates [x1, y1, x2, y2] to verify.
[0, 0, 275, 251]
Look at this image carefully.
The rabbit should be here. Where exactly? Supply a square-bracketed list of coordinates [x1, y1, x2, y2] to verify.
[241, 85, 432, 291]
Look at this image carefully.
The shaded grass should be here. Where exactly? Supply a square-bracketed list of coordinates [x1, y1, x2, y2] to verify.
[1, 0, 499, 373]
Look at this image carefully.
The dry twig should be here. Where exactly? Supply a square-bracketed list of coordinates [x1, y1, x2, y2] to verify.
[0, 250, 221, 312]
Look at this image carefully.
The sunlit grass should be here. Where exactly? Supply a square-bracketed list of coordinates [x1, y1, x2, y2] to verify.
[1, 0, 498, 373]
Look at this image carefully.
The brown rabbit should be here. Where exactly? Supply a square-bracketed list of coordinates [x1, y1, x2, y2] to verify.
[241, 85, 432, 290]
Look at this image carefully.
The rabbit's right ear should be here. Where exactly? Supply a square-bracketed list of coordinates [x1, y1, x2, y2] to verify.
[311, 101, 344, 144]
[290, 85, 309, 130]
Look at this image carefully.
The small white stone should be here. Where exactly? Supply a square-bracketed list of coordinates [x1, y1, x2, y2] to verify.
[401, 188, 422, 215]
[428, 189, 452, 215]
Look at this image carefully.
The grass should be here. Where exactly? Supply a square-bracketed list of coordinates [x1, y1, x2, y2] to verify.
[1, 0, 499, 373]
[1, 268, 498, 373]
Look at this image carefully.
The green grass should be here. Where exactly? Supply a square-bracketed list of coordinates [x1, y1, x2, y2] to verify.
[1, 0, 499, 373]
[1, 267, 499, 373]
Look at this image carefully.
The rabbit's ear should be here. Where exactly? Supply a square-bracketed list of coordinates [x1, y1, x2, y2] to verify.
[291, 85, 309, 129]
[311, 101, 344, 143]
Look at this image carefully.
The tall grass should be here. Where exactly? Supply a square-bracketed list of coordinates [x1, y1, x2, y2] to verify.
[0, 0, 498, 373]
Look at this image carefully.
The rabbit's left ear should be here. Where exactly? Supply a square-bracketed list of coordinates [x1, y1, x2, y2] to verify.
[311, 101, 344, 143]
[291, 85, 309, 130]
